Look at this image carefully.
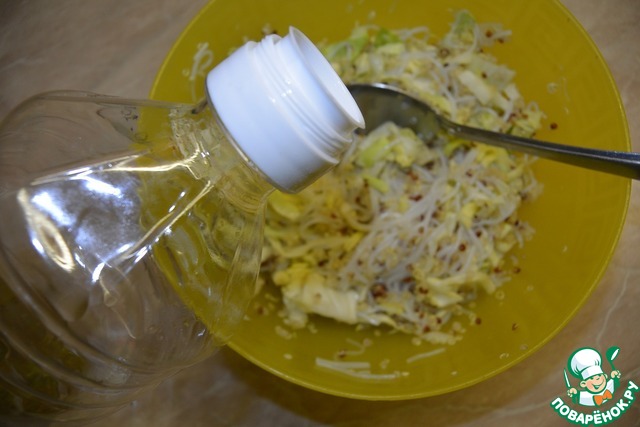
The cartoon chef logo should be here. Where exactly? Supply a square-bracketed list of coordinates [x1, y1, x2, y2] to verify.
[550, 345, 638, 425]
[565, 347, 621, 407]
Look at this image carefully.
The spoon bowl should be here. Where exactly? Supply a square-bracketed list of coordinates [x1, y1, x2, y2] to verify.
[348, 83, 640, 180]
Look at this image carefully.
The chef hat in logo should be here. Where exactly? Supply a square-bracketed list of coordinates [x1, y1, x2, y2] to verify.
[569, 347, 604, 380]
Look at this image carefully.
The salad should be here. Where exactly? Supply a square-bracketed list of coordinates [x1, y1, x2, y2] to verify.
[260, 11, 542, 345]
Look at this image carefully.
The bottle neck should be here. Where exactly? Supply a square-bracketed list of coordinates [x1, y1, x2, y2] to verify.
[174, 103, 275, 210]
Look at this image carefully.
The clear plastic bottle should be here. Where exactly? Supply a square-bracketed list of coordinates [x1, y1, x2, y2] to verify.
[0, 28, 363, 425]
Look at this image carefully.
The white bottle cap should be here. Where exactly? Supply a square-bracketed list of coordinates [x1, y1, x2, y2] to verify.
[206, 27, 364, 193]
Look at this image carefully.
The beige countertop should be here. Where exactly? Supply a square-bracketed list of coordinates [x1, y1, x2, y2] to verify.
[1, 1, 639, 426]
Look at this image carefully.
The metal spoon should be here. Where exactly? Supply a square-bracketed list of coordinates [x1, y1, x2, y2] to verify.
[347, 83, 640, 180]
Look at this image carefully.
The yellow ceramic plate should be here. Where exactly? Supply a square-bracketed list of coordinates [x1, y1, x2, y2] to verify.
[151, 0, 630, 399]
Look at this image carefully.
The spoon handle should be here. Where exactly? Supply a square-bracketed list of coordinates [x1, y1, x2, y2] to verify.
[447, 121, 640, 180]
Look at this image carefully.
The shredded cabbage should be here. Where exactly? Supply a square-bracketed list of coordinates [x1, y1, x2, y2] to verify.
[260, 11, 542, 344]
